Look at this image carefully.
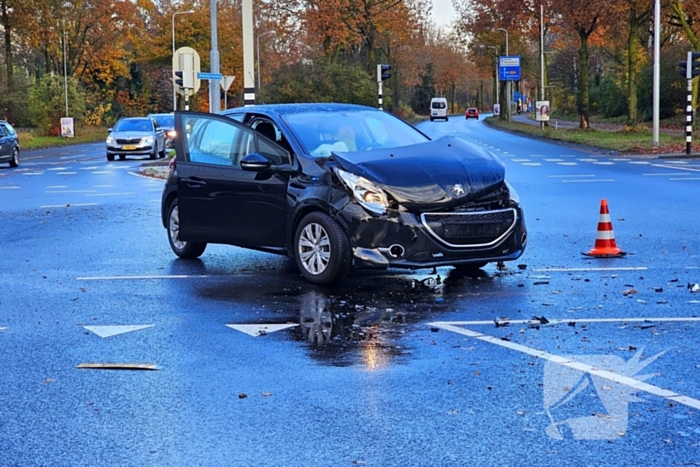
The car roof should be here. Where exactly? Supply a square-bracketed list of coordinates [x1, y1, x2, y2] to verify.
[120, 117, 151, 121]
[147, 113, 173, 117]
[222, 103, 376, 118]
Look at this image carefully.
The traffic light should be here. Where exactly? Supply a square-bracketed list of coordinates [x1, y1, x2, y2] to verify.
[174, 71, 184, 88]
[678, 51, 700, 79]
[377, 64, 391, 82]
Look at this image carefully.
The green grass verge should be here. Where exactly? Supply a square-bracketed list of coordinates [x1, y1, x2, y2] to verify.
[18, 126, 108, 150]
[485, 117, 685, 154]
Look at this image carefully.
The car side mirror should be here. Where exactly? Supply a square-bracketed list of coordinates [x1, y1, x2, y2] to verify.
[240, 153, 272, 171]
[107, 128, 112, 132]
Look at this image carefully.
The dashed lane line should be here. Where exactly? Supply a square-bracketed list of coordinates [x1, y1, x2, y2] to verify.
[548, 174, 596, 178]
[562, 179, 614, 183]
[532, 267, 648, 272]
[429, 320, 700, 411]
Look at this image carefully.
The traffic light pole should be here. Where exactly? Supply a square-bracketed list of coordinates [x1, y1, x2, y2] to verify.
[686, 76, 693, 155]
[378, 80, 383, 110]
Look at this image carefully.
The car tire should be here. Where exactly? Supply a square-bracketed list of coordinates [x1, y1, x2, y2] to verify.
[446, 116, 449, 121]
[9, 147, 19, 168]
[159, 145, 166, 158]
[294, 211, 351, 285]
[150, 148, 157, 160]
[167, 198, 207, 259]
[430, 117, 434, 122]
[107, 154, 115, 161]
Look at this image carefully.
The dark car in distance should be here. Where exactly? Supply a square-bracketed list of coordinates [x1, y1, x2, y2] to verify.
[147, 113, 176, 148]
[0, 121, 20, 168]
[106, 117, 166, 161]
[161, 103, 527, 285]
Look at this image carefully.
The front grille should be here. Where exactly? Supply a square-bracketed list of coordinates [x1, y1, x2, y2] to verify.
[420, 208, 517, 248]
[116, 138, 141, 144]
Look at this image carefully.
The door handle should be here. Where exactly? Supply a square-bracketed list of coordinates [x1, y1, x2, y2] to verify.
[182, 177, 206, 186]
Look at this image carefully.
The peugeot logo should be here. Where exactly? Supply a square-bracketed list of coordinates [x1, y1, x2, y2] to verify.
[451, 184, 465, 196]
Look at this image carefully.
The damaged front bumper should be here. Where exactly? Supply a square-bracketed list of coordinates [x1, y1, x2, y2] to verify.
[337, 202, 527, 270]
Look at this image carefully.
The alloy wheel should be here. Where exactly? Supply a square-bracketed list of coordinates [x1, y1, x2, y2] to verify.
[298, 222, 331, 275]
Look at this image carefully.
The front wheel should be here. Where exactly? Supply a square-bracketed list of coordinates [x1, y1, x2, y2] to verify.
[167, 198, 207, 259]
[9, 147, 19, 168]
[294, 212, 351, 285]
[107, 153, 115, 161]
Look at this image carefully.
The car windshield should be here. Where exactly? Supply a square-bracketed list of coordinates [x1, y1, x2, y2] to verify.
[283, 110, 429, 157]
[151, 115, 174, 128]
[114, 119, 152, 132]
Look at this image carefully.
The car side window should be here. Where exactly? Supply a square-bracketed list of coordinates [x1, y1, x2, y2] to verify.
[0, 125, 6, 137]
[179, 113, 255, 168]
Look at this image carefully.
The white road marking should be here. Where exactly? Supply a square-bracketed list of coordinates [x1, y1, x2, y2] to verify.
[532, 266, 647, 272]
[85, 192, 134, 197]
[91, 171, 112, 174]
[226, 323, 299, 337]
[59, 172, 78, 175]
[664, 160, 689, 164]
[642, 173, 691, 176]
[80, 166, 99, 170]
[548, 174, 595, 178]
[557, 162, 578, 166]
[562, 179, 614, 183]
[545, 158, 564, 162]
[84, 324, 154, 338]
[46, 190, 96, 193]
[651, 163, 700, 172]
[671, 177, 700, 181]
[22, 173, 44, 176]
[433, 317, 700, 326]
[429, 321, 700, 411]
[47, 185, 68, 188]
[76, 275, 203, 280]
[93, 185, 113, 188]
[0, 327, 7, 331]
[47, 168, 67, 171]
[629, 161, 651, 165]
[593, 162, 615, 165]
[612, 158, 631, 161]
[0, 186, 19, 189]
[40, 203, 99, 208]
[512, 159, 530, 162]
[578, 158, 598, 162]
[522, 163, 542, 166]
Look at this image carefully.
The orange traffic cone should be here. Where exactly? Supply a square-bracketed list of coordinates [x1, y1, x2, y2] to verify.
[582, 199, 626, 258]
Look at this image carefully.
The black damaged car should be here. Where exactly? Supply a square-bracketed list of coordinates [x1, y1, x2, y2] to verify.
[160, 103, 527, 285]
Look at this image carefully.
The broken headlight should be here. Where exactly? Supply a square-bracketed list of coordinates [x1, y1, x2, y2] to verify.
[334, 168, 389, 215]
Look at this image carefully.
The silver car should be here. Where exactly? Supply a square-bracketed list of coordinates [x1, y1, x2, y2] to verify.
[106, 117, 166, 161]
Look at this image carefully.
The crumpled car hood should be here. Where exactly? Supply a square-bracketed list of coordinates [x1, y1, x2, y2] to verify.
[331, 136, 506, 211]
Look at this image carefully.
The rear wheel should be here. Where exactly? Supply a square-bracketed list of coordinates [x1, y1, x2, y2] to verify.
[167, 198, 207, 259]
[294, 212, 351, 285]
[9, 147, 19, 168]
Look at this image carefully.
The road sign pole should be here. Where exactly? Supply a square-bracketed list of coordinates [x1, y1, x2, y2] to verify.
[686, 56, 693, 155]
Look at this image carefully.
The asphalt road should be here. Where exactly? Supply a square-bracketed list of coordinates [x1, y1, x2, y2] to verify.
[1, 124, 700, 466]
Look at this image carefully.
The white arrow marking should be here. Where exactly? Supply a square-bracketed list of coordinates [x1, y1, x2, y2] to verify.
[84, 324, 154, 338]
[226, 324, 298, 337]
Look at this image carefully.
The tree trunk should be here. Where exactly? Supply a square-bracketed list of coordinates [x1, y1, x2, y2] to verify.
[1, 0, 13, 96]
[578, 30, 590, 129]
[626, 10, 639, 126]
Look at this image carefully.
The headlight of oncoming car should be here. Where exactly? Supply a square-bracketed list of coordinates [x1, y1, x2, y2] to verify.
[142, 136, 154, 144]
[167, 130, 176, 139]
[334, 168, 388, 215]
[106, 136, 114, 144]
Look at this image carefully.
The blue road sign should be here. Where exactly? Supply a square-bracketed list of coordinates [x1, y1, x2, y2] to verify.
[197, 72, 223, 80]
[499, 56, 521, 81]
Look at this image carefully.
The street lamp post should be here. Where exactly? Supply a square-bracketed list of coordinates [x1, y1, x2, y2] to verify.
[62, 17, 68, 118]
[495, 27, 510, 122]
[172, 9, 195, 111]
[256, 30, 275, 103]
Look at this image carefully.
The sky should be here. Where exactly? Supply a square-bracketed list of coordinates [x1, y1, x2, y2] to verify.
[431, 0, 456, 28]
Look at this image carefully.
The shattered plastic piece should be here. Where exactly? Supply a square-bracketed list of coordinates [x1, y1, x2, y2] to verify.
[637, 299, 648, 304]
[533, 281, 549, 285]
[494, 318, 511, 328]
[238, 393, 248, 399]
[517, 264, 527, 270]
[690, 283, 700, 293]
[622, 289, 637, 296]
